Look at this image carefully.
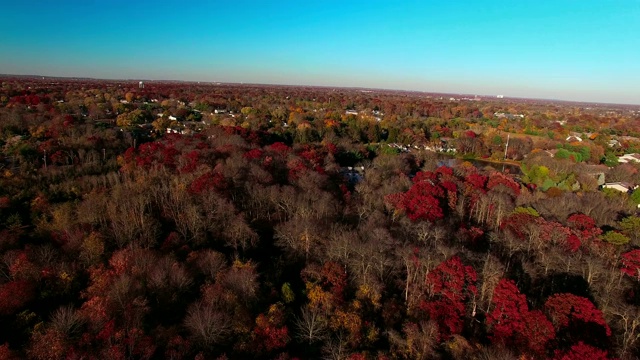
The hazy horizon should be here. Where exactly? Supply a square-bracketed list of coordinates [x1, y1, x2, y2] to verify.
[1, 1, 639, 105]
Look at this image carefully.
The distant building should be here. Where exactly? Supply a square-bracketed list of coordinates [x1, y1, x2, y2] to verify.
[139, 81, 144, 89]
[496, 95, 504, 99]
[494, 112, 524, 120]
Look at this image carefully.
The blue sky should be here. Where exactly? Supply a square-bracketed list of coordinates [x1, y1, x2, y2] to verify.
[1, 0, 639, 104]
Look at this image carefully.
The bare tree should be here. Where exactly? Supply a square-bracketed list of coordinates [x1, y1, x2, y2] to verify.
[50, 305, 85, 338]
[476, 344, 520, 360]
[275, 215, 323, 261]
[610, 305, 640, 358]
[294, 305, 328, 344]
[221, 262, 259, 303]
[149, 257, 193, 295]
[322, 333, 348, 360]
[184, 301, 231, 348]
[388, 321, 439, 360]
[195, 250, 227, 280]
[478, 254, 504, 312]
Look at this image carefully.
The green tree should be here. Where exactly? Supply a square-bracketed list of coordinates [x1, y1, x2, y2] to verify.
[116, 109, 150, 127]
[555, 148, 571, 160]
[630, 188, 640, 205]
[603, 152, 619, 167]
[620, 215, 640, 245]
[601, 231, 630, 246]
[281, 283, 295, 304]
[523, 165, 550, 185]
[512, 206, 540, 217]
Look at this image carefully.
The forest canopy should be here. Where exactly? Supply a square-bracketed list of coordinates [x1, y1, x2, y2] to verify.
[1, 77, 640, 359]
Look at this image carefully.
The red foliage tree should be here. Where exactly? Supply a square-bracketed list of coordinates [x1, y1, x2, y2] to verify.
[268, 142, 291, 156]
[458, 226, 484, 245]
[287, 159, 309, 181]
[244, 148, 264, 160]
[486, 172, 520, 196]
[464, 173, 487, 192]
[500, 213, 539, 239]
[539, 219, 576, 252]
[545, 293, 611, 342]
[420, 256, 477, 339]
[252, 304, 290, 352]
[621, 249, 640, 280]
[388, 170, 450, 222]
[0, 196, 10, 209]
[179, 150, 200, 173]
[27, 329, 67, 360]
[486, 279, 555, 354]
[0, 280, 35, 316]
[523, 310, 556, 354]
[566, 213, 596, 230]
[566, 213, 602, 245]
[0, 343, 17, 360]
[189, 171, 228, 194]
[487, 279, 529, 344]
[302, 261, 348, 307]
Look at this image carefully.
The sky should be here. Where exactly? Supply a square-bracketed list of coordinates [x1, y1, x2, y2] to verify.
[1, 0, 639, 104]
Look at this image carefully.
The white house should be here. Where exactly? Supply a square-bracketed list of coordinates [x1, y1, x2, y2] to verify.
[618, 154, 640, 163]
[602, 182, 633, 193]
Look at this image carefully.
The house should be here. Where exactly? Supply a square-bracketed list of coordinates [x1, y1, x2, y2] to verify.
[166, 128, 187, 135]
[214, 109, 227, 114]
[602, 182, 633, 193]
[618, 154, 640, 163]
[566, 135, 583, 142]
[345, 110, 358, 116]
[494, 112, 525, 120]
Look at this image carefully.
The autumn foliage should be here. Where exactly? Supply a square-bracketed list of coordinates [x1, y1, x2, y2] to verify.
[0, 78, 636, 358]
[486, 279, 554, 354]
[420, 256, 477, 339]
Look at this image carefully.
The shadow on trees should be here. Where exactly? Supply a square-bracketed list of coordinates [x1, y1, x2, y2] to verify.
[531, 273, 594, 307]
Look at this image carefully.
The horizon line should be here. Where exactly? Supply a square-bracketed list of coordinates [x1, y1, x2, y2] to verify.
[2, 73, 639, 108]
